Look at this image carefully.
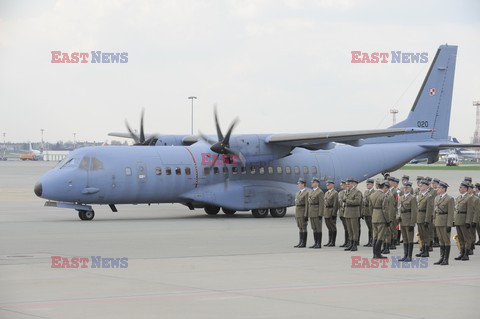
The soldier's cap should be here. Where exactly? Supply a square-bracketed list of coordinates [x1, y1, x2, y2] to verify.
[475, 183, 480, 189]
[387, 176, 399, 183]
[340, 179, 346, 184]
[419, 179, 430, 186]
[375, 178, 384, 184]
[326, 180, 335, 185]
[366, 178, 374, 184]
[311, 177, 320, 183]
[460, 181, 470, 188]
[404, 182, 413, 187]
[464, 176, 473, 182]
[346, 177, 358, 183]
[432, 178, 440, 184]
[401, 175, 409, 181]
[381, 180, 390, 188]
[297, 178, 306, 184]
[424, 176, 432, 182]
[468, 183, 474, 189]
[416, 176, 424, 181]
[438, 181, 449, 189]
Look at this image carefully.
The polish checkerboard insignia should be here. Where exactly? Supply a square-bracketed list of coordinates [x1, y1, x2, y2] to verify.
[429, 88, 436, 96]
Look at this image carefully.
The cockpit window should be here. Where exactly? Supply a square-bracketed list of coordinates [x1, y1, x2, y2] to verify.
[79, 157, 91, 170]
[59, 157, 80, 169]
[90, 157, 104, 171]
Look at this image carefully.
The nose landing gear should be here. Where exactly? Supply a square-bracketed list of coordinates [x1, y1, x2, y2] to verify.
[78, 210, 95, 221]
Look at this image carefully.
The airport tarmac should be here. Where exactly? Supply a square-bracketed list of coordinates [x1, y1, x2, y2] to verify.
[0, 161, 479, 319]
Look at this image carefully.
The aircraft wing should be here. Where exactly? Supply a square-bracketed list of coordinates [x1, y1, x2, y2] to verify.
[425, 143, 480, 149]
[265, 128, 431, 149]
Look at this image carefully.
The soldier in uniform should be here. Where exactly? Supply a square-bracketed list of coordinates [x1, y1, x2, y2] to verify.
[453, 181, 474, 260]
[338, 180, 349, 248]
[307, 177, 324, 249]
[362, 179, 375, 247]
[324, 180, 338, 247]
[415, 180, 434, 257]
[397, 182, 417, 262]
[433, 181, 454, 265]
[343, 178, 363, 251]
[431, 178, 441, 248]
[414, 176, 424, 196]
[400, 175, 413, 195]
[294, 178, 309, 248]
[369, 180, 390, 259]
[387, 176, 401, 247]
[464, 176, 473, 184]
[475, 183, 480, 246]
[466, 183, 477, 255]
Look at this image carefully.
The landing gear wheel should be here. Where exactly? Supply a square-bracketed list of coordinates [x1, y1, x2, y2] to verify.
[252, 209, 269, 218]
[222, 208, 236, 215]
[78, 210, 95, 221]
[204, 206, 220, 215]
[270, 207, 287, 218]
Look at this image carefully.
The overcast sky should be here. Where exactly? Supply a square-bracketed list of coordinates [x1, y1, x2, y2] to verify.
[0, 0, 479, 143]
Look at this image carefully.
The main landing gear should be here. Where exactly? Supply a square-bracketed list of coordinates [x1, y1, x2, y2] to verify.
[78, 210, 95, 221]
[204, 206, 287, 218]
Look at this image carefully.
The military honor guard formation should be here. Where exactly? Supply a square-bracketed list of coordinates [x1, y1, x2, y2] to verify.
[293, 175, 480, 266]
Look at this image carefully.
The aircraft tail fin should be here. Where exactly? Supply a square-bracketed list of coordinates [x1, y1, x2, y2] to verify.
[391, 44, 457, 141]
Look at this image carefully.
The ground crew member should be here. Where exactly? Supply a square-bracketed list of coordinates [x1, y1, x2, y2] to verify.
[324, 180, 338, 247]
[294, 178, 309, 248]
[433, 181, 454, 266]
[338, 180, 349, 248]
[453, 181, 474, 260]
[416, 180, 434, 257]
[307, 177, 324, 249]
[369, 180, 390, 259]
[362, 179, 374, 247]
[343, 178, 362, 251]
[397, 182, 417, 262]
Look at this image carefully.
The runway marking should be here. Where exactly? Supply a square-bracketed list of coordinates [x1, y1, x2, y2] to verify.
[1, 276, 478, 310]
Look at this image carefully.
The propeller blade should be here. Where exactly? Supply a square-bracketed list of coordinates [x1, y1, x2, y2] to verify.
[213, 106, 224, 141]
[139, 108, 145, 143]
[223, 118, 239, 146]
[125, 120, 140, 144]
[198, 132, 216, 145]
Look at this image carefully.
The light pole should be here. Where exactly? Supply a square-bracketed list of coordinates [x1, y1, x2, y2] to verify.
[73, 133, 77, 149]
[188, 96, 197, 135]
[40, 129, 44, 152]
[2, 132, 5, 160]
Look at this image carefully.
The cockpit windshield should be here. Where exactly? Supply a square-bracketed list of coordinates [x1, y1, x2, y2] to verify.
[56, 156, 104, 171]
[58, 157, 81, 169]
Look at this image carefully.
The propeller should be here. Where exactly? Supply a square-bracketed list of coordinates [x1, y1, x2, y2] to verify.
[125, 109, 157, 146]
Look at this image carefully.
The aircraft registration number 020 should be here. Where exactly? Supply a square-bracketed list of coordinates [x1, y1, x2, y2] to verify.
[417, 121, 429, 128]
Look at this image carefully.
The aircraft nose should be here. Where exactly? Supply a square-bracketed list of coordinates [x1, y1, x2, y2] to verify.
[34, 182, 43, 197]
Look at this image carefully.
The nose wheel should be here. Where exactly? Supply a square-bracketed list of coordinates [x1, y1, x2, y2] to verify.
[78, 210, 95, 221]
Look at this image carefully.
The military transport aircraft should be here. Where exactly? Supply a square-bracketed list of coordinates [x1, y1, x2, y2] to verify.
[34, 44, 477, 220]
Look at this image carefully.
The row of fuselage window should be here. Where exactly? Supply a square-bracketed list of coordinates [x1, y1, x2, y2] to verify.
[125, 165, 319, 177]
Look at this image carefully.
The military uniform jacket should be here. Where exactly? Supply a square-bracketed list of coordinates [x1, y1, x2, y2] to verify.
[388, 188, 400, 220]
[454, 194, 474, 225]
[344, 187, 363, 218]
[399, 187, 413, 196]
[307, 188, 325, 218]
[473, 195, 480, 224]
[362, 188, 374, 217]
[429, 188, 437, 198]
[397, 193, 418, 227]
[295, 189, 310, 218]
[338, 190, 346, 217]
[324, 189, 338, 218]
[416, 192, 434, 224]
[434, 194, 454, 227]
[369, 190, 390, 223]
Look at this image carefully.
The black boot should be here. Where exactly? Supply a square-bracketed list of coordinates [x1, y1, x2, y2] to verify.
[440, 246, 450, 265]
[461, 249, 469, 260]
[399, 244, 408, 261]
[434, 246, 445, 265]
[330, 231, 337, 247]
[372, 239, 377, 258]
[415, 244, 424, 257]
[364, 231, 373, 247]
[344, 239, 353, 251]
[294, 232, 303, 248]
[339, 232, 349, 247]
[325, 231, 332, 247]
[421, 244, 429, 257]
[389, 240, 396, 250]
[454, 249, 465, 260]
[350, 240, 358, 251]
[298, 232, 307, 248]
[309, 232, 318, 248]
[375, 240, 387, 259]
[428, 241, 433, 251]
[432, 237, 440, 248]
[396, 231, 401, 245]
[405, 243, 414, 262]
[382, 242, 390, 255]
[314, 232, 322, 249]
